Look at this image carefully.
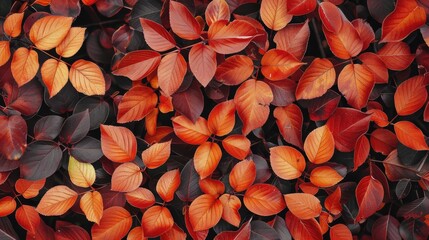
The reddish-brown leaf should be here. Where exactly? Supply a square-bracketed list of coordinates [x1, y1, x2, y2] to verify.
[0, 115, 27, 160]
[194, 142, 222, 179]
[234, 79, 273, 135]
[36, 185, 78, 216]
[270, 146, 306, 180]
[338, 63, 374, 109]
[394, 76, 428, 116]
[330, 224, 353, 240]
[205, 0, 230, 26]
[4, 13, 24, 37]
[11, 47, 39, 87]
[274, 20, 310, 60]
[55, 221, 91, 240]
[156, 169, 181, 202]
[273, 104, 303, 149]
[261, 49, 304, 81]
[189, 43, 217, 87]
[219, 194, 241, 227]
[284, 193, 322, 219]
[304, 125, 335, 164]
[117, 85, 158, 123]
[111, 162, 142, 192]
[172, 116, 210, 145]
[381, 0, 426, 42]
[310, 166, 344, 188]
[325, 187, 342, 215]
[112, 50, 161, 81]
[207, 100, 236, 136]
[243, 183, 286, 216]
[91, 206, 132, 240]
[354, 135, 370, 171]
[141, 140, 171, 169]
[260, 0, 291, 30]
[355, 176, 384, 222]
[215, 55, 254, 85]
[169, 1, 201, 40]
[208, 20, 257, 54]
[140, 18, 176, 51]
[358, 52, 388, 84]
[229, 159, 256, 192]
[295, 58, 336, 100]
[370, 128, 398, 155]
[285, 211, 323, 240]
[189, 194, 223, 231]
[125, 188, 155, 209]
[222, 134, 251, 160]
[100, 125, 137, 162]
[394, 121, 429, 151]
[158, 52, 187, 96]
[377, 42, 415, 71]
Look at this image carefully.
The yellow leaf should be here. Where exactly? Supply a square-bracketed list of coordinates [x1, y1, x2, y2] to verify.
[11, 47, 39, 87]
[0, 41, 11, 67]
[69, 59, 106, 96]
[80, 191, 103, 224]
[29, 16, 73, 50]
[56, 27, 86, 58]
[68, 156, 96, 188]
[4, 13, 24, 37]
[36, 185, 78, 216]
[41, 58, 69, 98]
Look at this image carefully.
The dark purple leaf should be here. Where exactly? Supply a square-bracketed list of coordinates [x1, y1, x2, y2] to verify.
[264, 79, 296, 107]
[0, 154, 19, 172]
[250, 220, 280, 240]
[73, 96, 109, 130]
[112, 25, 133, 53]
[253, 154, 271, 183]
[100, 187, 126, 208]
[172, 83, 204, 123]
[3, 80, 43, 116]
[44, 83, 80, 114]
[304, 90, 341, 122]
[23, 12, 50, 34]
[20, 141, 62, 180]
[70, 136, 103, 163]
[397, 196, 429, 219]
[86, 30, 115, 65]
[0, 217, 19, 240]
[268, 216, 291, 240]
[367, 0, 395, 23]
[59, 109, 90, 145]
[372, 215, 401, 240]
[0, 115, 27, 160]
[176, 159, 202, 202]
[396, 179, 411, 200]
[399, 219, 429, 240]
[34, 115, 65, 141]
[50, 0, 81, 17]
[130, 0, 162, 31]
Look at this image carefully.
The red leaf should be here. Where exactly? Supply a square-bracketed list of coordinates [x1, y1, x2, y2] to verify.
[394, 121, 429, 151]
[207, 100, 236, 136]
[326, 108, 371, 152]
[353, 135, 370, 171]
[394, 76, 428, 116]
[318, 1, 343, 33]
[140, 18, 176, 51]
[260, 0, 292, 30]
[169, 1, 201, 40]
[273, 104, 303, 149]
[208, 20, 257, 54]
[205, 0, 230, 26]
[158, 52, 187, 96]
[261, 49, 304, 81]
[112, 50, 161, 81]
[0, 115, 27, 160]
[370, 129, 398, 155]
[310, 166, 344, 188]
[322, 21, 363, 60]
[285, 211, 323, 240]
[117, 85, 158, 123]
[358, 52, 388, 84]
[325, 187, 342, 215]
[243, 184, 286, 216]
[367, 109, 389, 127]
[377, 42, 415, 71]
[215, 55, 254, 85]
[307, 90, 341, 121]
[189, 43, 217, 87]
[141, 140, 171, 169]
[274, 20, 310, 60]
[15, 205, 41, 235]
[355, 176, 384, 222]
[172, 83, 204, 122]
[338, 63, 374, 109]
[142, 205, 174, 237]
[381, 0, 426, 42]
[330, 224, 353, 240]
[55, 221, 90, 240]
[352, 19, 375, 51]
[199, 178, 225, 197]
[287, 0, 317, 15]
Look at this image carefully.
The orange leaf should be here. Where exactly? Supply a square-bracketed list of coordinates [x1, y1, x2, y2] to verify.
[377, 42, 414, 71]
[394, 76, 428, 116]
[310, 166, 344, 188]
[207, 100, 236, 136]
[260, 0, 291, 30]
[322, 21, 363, 60]
[215, 55, 254, 85]
[367, 109, 389, 127]
[36, 185, 78, 216]
[355, 176, 384, 222]
[184, 206, 209, 240]
[112, 50, 161, 81]
[0, 41, 10, 67]
[11, 47, 39, 87]
[189, 43, 217, 87]
[145, 108, 158, 136]
[394, 121, 429, 151]
[117, 85, 158, 123]
[234, 79, 273, 135]
[156, 169, 181, 202]
[284, 193, 322, 219]
[142, 140, 171, 169]
[199, 178, 225, 197]
[56, 27, 86, 58]
[325, 187, 342, 215]
[169, 1, 201, 40]
[100, 124, 137, 162]
[15, 178, 45, 199]
[4, 13, 24, 37]
[270, 146, 306, 180]
[285, 211, 323, 240]
[68, 156, 96, 188]
[91, 206, 132, 240]
[358, 52, 388, 84]
[205, 0, 230, 26]
[318, 1, 343, 33]
[189, 194, 223, 231]
[0, 196, 16, 217]
[381, 0, 426, 42]
[208, 20, 257, 54]
[41, 58, 68, 98]
[69, 59, 105, 96]
[304, 125, 335, 164]
[194, 142, 222, 179]
[353, 135, 370, 171]
[352, 19, 375, 51]
[338, 63, 374, 109]
[172, 115, 210, 145]
[29, 15, 73, 50]
[295, 58, 336, 100]
[370, 128, 398, 155]
[243, 183, 285, 216]
[111, 162, 143, 192]
[15, 205, 41, 235]
[261, 49, 304, 81]
[140, 18, 176, 51]
[160, 223, 187, 240]
[287, 0, 317, 15]
[80, 191, 103, 224]
[127, 227, 146, 240]
[125, 187, 155, 209]
[158, 52, 187, 96]
[219, 194, 241, 227]
[273, 104, 304, 149]
[142, 205, 174, 237]
[229, 159, 256, 192]
[222, 135, 251, 160]
[274, 20, 310, 60]
[330, 224, 353, 240]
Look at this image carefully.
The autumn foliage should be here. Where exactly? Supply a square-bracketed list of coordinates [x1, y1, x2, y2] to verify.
[1, 0, 429, 239]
